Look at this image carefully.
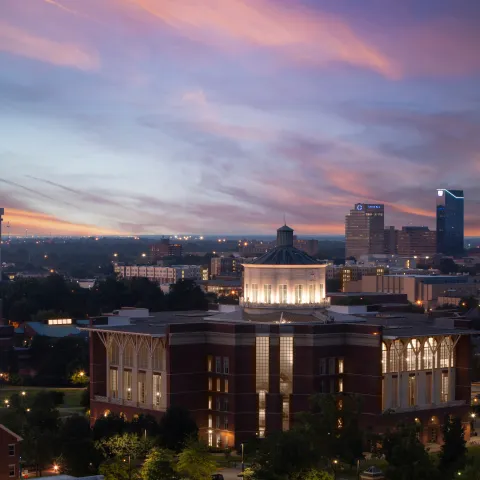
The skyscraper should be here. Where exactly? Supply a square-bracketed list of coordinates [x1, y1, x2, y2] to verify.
[436, 189, 464, 255]
[345, 203, 384, 260]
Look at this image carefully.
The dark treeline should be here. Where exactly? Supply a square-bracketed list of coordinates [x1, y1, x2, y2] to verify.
[1, 275, 209, 323]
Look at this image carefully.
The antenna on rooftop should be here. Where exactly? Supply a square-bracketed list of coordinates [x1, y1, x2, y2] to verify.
[283, 213, 286, 226]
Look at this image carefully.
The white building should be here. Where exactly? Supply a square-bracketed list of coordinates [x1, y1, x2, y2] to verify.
[116, 264, 201, 284]
[241, 225, 328, 313]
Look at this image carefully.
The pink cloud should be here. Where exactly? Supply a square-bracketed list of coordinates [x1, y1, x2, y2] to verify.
[0, 21, 99, 70]
[131, 0, 398, 78]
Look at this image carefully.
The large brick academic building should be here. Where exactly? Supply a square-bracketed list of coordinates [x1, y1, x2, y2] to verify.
[84, 312, 473, 448]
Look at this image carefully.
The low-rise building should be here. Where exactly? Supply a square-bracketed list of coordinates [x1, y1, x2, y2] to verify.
[116, 265, 201, 284]
[211, 257, 241, 277]
[0, 424, 21, 480]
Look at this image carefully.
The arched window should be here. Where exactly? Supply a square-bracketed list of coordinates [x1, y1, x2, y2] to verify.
[423, 338, 436, 369]
[390, 340, 402, 372]
[382, 343, 388, 374]
[440, 337, 452, 368]
[124, 340, 134, 368]
[406, 339, 420, 371]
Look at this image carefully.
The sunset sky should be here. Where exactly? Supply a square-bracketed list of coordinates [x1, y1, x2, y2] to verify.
[1, 0, 479, 236]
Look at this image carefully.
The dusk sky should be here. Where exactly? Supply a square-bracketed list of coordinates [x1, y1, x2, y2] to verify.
[1, 0, 480, 236]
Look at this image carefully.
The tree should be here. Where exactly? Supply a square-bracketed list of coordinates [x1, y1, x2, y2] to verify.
[176, 440, 217, 480]
[301, 470, 334, 480]
[96, 432, 144, 459]
[439, 416, 467, 478]
[159, 405, 198, 451]
[59, 415, 101, 476]
[382, 423, 437, 480]
[167, 279, 208, 311]
[70, 369, 89, 386]
[462, 456, 480, 480]
[140, 447, 178, 480]
[99, 459, 131, 480]
[93, 412, 128, 440]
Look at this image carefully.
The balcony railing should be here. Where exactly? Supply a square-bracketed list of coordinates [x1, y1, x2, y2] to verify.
[93, 395, 164, 411]
[240, 299, 330, 308]
[385, 399, 466, 414]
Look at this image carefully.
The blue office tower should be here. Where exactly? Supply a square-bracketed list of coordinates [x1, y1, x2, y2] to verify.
[436, 189, 464, 255]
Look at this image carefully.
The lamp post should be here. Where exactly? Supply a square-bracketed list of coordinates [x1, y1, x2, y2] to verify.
[241, 443, 245, 472]
[332, 459, 338, 480]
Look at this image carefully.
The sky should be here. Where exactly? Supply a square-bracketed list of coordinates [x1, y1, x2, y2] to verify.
[1, 0, 480, 236]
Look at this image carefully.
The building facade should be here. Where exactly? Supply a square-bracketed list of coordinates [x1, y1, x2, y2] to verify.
[211, 257, 241, 277]
[117, 265, 201, 284]
[397, 226, 436, 257]
[241, 226, 327, 311]
[345, 204, 385, 260]
[436, 189, 464, 255]
[0, 424, 21, 480]
[84, 318, 472, 449]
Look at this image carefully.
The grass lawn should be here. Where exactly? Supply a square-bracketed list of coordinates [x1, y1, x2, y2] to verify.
[0, 386, 85, 408]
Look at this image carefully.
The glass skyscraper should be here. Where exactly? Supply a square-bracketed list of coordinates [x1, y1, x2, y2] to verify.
[436, 189, 464, 255]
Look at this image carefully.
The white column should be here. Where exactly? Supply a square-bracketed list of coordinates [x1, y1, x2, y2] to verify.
[132, 337, 139, 405]
[118, 338, 124, 401]
[146, 349, 153, 409]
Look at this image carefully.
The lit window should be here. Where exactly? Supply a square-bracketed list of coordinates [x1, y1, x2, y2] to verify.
[208, 431, 213, 447]
[153, 373, 161, 406]
[208, 396, 212, 410]
[308, 284, 316, 303]
[280, 337, 293, 395]
[440, 337, 452, 368]
[207, 355, 213, 372]
[423, 338, 436, 370]
[279, 285, 287, 304]
[251, 284, 258, 302]
[295, 285, 303, 304]
[208, 378, 212, 391]
[338, 378, 344, 393]
[216, 378, 221, 392]
[338, 399, 343, 411]
[282, 398, 290, 431]
[208, 414, 212, 428]
[337, 417, 343, 429]
[124, 341, 134, 368]
[124, 370, 132, 401]
[441, 372, 449, 402]
[264, 284, 272, 303]
[382, 343, 387, 374]
[390, 340, 402, 372]
[406, 339, 420, 371]
[256, 337, 269, 392]
[138, 344, 148, 369]
[408, 376, 416, 406]
[108, 342, 119, 365]
[109, 368, 118, 399]
[224, 379, 229, 393]
[138, 371, 146, 404]
[338, 358, 344, 374]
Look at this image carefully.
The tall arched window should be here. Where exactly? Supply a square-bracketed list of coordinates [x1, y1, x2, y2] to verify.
[423, 337, 436, 369]
[406, 339, 419, 371]
[390, 340, 402, 372]
[440, 337, 453, 368]
[382, 343, 388, 374]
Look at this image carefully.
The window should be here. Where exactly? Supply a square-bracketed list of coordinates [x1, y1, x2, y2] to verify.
[208, 414, 213, 428]
[223, 357, 229, 374]
[308, 284, 315, 303]
[215, 357, 222, 373]
[338, 358, 344, 374]
[216, 397, 221, 411]
[207, 355, 213, 372]
[282, 397, 290, 431]
[337, 417, 343, 429]
[216, 416, 220, 429]
[251, 284, 258, 302]
[216, 378, 221, 392]
[208, 396, 212, 410]
[138, 371, 146, 404]
[124, 341, 134, 368]
[280, 337, 293, 395]
[329, 358, 335, 375]
[223, 398, 229, 412]
[110, 368, 118, 399]
[338, 399, 343, 411]
[208, 431, 213, 447]
[138, 344, 148, 369]
[319, 358, 327, 375]
[423, 339, 434, 370]
[208, 378, 213, 391]
[426, 374, 432, 404]
[224, 379, 229, 393]
[295, 284, 303, 304]
[279, 285, 287, 304]
[8, 444, 15, 456]
[153, 344, 163, 370]
[259, 406, 266, 428]
[441, 372, 449, 403]
[338, 378, 344, 393]
[9, 465, 15, 478]
[391, 377, 399, 408]
[224, 416, 229, 430]
[406, 339, 419, 371]
[382, 343, 387, 374]
[153, 373, 161, 406]
[440, 337, 452, 368]
[390, 340, 401, 372]
[264, 284, 272, 303]
[408, 376, 416, 407]
[256, 337, 269, 392]
[109, 342, 119, 365]
[124, 370, 132, 401]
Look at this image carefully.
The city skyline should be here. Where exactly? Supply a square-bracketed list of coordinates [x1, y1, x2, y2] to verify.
[1, 0, 480, 236]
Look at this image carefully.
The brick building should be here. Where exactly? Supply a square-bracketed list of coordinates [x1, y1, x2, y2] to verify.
[0, 424, 22, 480]
[83, 312, 473, 448]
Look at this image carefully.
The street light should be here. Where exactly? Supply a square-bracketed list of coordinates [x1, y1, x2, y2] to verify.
[332, 459, 338, 480]
[241, 443, 245, 472]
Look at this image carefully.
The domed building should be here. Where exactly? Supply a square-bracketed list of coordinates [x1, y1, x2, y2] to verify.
[241, 225, 328, 313]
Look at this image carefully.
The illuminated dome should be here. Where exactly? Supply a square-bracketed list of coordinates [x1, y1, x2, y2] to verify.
[242, 225, 328, 313]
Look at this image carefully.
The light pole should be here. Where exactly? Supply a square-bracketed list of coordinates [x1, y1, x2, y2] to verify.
[241, 443, 245, 472]
[332, 459, 338, 480]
